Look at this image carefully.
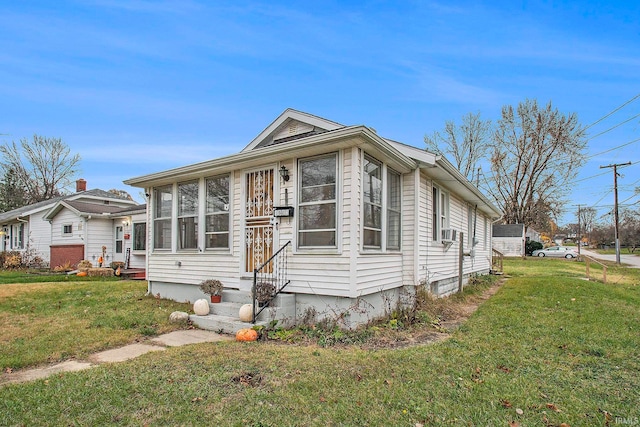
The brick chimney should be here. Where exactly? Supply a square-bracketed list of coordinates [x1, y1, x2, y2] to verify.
[76, 179, 87, 192]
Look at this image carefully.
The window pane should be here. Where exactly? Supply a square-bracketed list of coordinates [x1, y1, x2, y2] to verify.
[387, 171, 401, 210]
[206, 175, 229, 213]
[298, 154, 337, 248]
[134, 223, 146, 251]
[299, 204, 336, 230]
[363, 229, 381, 247]
[299, 231, 336, 247]
[363, 156, 382, 205]
[301, 156, 336, 187]
[178, 181, 198, 216]
[206, 233, 228, 249]
[205, 175, 230, 249]
[206, 213, 229, 232]
[116, 241, 123, 253]
[178, 217, 198, 249]
[154, 219, 171, 249]
[387, 211, 401, 250]
[432, 187, 438, 241]
[301, 185, 336, 203]
[154, 185, 173, 218]
[363, 204, 382, 228]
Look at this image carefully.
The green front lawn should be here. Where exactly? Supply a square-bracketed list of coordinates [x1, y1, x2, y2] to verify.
[1, 260, 639, 426]
[0, 278, 191, 369]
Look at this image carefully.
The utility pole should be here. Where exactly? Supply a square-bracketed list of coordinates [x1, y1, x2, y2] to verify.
[574, 204, 581, 256]
[600, 162, 632, 264]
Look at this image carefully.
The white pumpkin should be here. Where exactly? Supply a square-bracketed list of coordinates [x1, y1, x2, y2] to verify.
[238, 303, 254, 322]
[193, 298, 210, 316]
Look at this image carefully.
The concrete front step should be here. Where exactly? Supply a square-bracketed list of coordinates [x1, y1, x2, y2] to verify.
[191, 290, 297, 334]
[189, 313, 267, 335]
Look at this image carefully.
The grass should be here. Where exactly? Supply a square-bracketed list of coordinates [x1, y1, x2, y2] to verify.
[0, 277, 191, 369]
[1, 260, 639, 426]
[0, 269, 121, 284]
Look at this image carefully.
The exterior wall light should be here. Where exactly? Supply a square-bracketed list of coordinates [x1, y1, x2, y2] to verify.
[279, 165, 290, 182]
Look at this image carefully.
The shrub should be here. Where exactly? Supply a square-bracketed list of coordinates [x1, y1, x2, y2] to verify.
[525, 240, 543, 256]
[3, 253, 23, 270]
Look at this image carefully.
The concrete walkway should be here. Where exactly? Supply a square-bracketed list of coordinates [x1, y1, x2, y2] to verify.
[1, 329, 233, 386]
[580, 249, 640, 268]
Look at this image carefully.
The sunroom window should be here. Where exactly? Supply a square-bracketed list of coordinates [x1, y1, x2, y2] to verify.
[153, 185, 173, 250]
[363, 155, 382, 248]
[205, 175, 230, 249]
[298, 153, 337, 248]
[178, 181, 198, 250]
[387, 169, 401, 250]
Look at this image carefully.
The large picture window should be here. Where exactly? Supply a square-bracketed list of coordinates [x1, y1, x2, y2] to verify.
[153, 185, 173, 250]
[205, 175, 230, 249]
[298, 154, 337, 247]
[133, 222, 146, 251]
[363, 155, 382, 248]
[178, 181, 198, 250]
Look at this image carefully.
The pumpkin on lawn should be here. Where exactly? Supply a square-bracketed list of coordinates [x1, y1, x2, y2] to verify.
[77, 271, 88, 277]
[235, 328, 258, 342]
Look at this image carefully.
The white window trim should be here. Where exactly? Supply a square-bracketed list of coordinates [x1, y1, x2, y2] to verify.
[386, 168, 402, 251]
[204, 173, 232, 251]
[152, 184, 174, 252]
[361, 152, 402, 252]
[62, 223, 73, 237]
[177, 180, 199, 252]
[296, 152, 340, 252]
[432, 184, 450, 243]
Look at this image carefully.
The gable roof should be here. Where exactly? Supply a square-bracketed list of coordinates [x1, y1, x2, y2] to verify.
[242, 109, 344, 152]
[124, 109, 501, 219]
[0, 189, 136, 224]
[43, 200, 144, 221]
[492, 224, 525, 237]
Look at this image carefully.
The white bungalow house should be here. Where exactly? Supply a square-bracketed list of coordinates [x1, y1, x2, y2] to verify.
[124, 109, 501, 329]
[0, 179, 142, 270]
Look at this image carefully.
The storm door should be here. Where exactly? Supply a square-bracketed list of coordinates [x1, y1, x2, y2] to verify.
[244, 168, 275, 274]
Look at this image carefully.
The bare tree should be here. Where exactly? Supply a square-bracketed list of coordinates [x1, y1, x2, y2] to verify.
[486, 100, 587, 229]
[425, 112, 491, 182]
[0, 135, 81, 204]
[108, 189, 134, 201]
[579, 206, 597, 244]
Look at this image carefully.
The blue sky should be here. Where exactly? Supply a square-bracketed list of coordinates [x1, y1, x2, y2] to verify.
[0, 0, 638, 225]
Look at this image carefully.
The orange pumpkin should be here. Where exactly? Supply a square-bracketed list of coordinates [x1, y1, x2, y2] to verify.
[235, 328, 258, 342]
[77, 271, 88, 277]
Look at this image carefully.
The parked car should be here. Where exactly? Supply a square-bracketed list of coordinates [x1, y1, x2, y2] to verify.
[531, 246, 579, 258]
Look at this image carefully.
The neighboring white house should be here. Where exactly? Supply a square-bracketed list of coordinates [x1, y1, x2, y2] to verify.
[492, 224, 526, 257]
[0, 179, 141, 269]
[124, 109, 501, 328]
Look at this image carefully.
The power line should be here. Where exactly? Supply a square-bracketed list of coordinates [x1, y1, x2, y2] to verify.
[584, 93, 640, 131]
[587, 113, 640, 140]
[587, 137, 640, 160]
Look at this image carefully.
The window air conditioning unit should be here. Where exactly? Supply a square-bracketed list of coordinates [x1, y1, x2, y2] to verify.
[441, 228, 457, 243]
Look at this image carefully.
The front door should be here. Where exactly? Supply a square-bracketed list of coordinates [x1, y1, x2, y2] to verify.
[244, 168, 275, 274]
